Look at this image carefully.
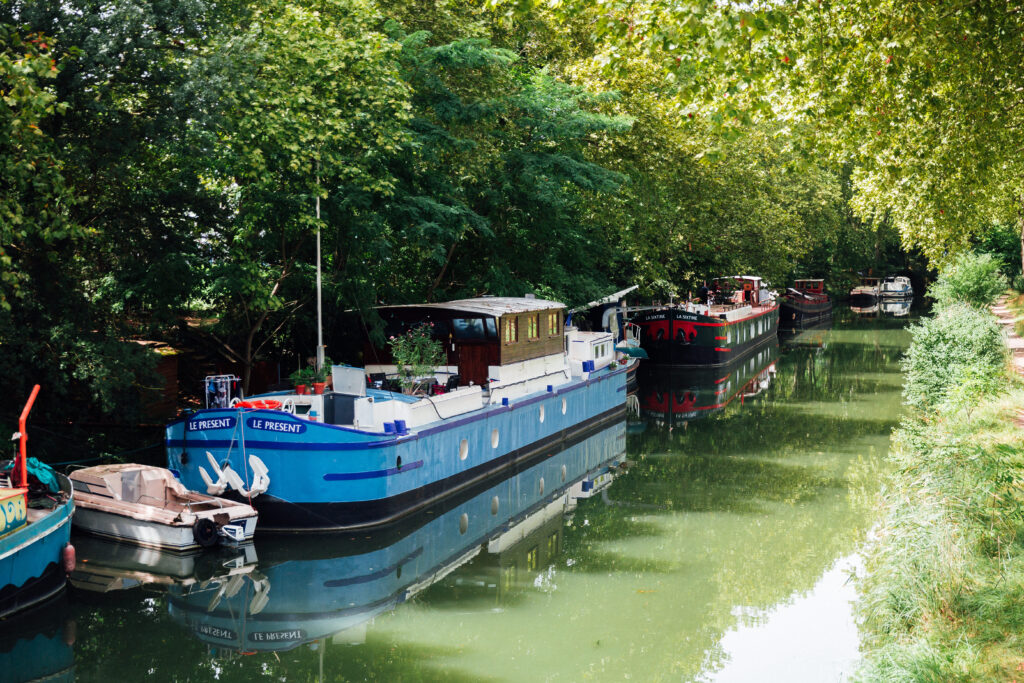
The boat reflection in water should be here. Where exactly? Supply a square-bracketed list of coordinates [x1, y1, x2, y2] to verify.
[850, 299, 912, 318]
[0, 598, 75, 683]
[637, 339, 779, 428]
[779, 317, 833, 350]
[70, 535, 262, 596]
[881, 299, 912, 317]
[165, 420, 627, 655]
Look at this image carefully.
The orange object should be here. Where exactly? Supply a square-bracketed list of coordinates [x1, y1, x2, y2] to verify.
[235, 399, 283, 410]
[17, 384, 41, 489]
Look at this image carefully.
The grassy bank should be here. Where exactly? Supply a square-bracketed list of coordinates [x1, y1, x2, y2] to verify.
[856, 255, 1024, 682]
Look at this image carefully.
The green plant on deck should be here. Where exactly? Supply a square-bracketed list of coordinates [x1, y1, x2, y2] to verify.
[927, 251, 1008, 310]
[312, 357, 333, 384]
[388, 324, 444, 395]
[289, 366, 314, 386]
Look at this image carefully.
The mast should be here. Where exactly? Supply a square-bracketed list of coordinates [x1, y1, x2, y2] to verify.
[17, 384, 40, 488]
[315, 178, 325, 372]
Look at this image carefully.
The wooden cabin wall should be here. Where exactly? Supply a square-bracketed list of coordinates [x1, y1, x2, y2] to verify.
[498, 310, 563, 364]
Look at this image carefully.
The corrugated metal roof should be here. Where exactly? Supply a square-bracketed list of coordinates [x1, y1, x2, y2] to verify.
[378, 297, 564, 317]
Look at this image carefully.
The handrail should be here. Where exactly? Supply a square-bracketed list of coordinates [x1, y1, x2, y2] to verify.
[17, 384, 40, 489]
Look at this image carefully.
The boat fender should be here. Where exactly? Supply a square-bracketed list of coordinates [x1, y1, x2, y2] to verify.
[193, 518, 220, 547]
[62, 543, 76, 574]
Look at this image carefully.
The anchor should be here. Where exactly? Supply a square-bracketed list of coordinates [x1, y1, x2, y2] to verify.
[199, 452, 271, 498]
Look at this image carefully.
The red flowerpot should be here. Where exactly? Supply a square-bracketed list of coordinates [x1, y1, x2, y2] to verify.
[312, 382, 327, 395]
[295, 384, 308, 395]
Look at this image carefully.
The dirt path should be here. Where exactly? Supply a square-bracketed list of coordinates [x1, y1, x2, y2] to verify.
[992, 294, 1024, 377]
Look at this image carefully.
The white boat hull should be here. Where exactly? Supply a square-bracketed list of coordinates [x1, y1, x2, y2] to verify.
[73, 507, 257, 552]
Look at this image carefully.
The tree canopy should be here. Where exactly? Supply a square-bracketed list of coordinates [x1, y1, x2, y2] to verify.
[3, 0, 1008, 430]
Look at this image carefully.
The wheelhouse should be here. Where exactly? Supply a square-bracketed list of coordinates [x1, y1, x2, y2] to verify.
[793, 279, 824, 295]
[365, 298, 565, 387]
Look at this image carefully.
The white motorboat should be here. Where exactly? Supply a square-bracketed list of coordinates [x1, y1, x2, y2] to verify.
[880, 275, 913, 299]
[69, 464, 258, 551]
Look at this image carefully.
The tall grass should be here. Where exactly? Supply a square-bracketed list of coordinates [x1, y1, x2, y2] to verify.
[855, 259, 1024, 682]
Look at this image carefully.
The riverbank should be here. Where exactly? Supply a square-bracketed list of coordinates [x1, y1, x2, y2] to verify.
[855, 292, 1024, 682]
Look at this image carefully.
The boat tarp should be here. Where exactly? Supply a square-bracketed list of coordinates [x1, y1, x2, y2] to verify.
[2, 457, 61, 494]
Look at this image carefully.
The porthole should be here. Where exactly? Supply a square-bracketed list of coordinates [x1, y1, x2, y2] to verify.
[539, 477, 545, 495]
[491, 496, 500, 515]
[561, 398, 567, 415]
[561, 465, 567, 482]
[459, 438, 468, 460]
[539, 405, 546, 423]
[491, 429, 500, 449]
[396, 455, 403, 470]
[459, 513, 468, 535]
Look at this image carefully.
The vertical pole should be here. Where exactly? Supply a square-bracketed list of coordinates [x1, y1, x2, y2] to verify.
[17, 384, 40, 489]
[316, 179, 325, 372]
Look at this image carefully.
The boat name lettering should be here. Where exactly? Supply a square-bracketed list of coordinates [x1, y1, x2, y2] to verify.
[247, 417, 307, 434]
[188, 621, 237, 641]
[249, 629, 306, 643]
[676, 313, 700, 322]
[187, 416, 236, 432]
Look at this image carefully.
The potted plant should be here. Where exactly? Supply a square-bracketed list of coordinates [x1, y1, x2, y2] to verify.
[290, 367, 313, 395]
[311, 358, 332, 395]
[389, 324, 444, 395]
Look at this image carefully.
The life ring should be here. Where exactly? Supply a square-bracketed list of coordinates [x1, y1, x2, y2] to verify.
[235, 399, 282, 410]
[193, 518, 219, 548]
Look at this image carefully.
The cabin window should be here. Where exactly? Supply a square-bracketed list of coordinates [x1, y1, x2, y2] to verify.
[527, 314, 539, 340]
[503, 317, 518, 344]
[452, 318, 487, 340]
[547, 311, 560, 336]
[485, 318, 497, 339]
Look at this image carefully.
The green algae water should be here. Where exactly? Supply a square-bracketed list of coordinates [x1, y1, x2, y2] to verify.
[7, 309, 911, 682]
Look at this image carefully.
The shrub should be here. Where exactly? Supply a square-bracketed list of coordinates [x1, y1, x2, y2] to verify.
[927, 251, 1007, 309]
[1013, 274, 1024, 293]
[902, 303, 1007, 413]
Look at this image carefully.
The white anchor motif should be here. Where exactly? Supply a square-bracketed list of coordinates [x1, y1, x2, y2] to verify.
[199, 451, 270, 498]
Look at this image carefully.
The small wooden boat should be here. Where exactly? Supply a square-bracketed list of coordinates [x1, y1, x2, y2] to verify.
[779, 279, 832, 330]
[849, 276, 880, 300]
[70, 464, 258, 551]
[0, 385, 75, 619]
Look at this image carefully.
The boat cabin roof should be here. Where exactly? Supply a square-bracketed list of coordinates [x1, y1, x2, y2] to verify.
[377, 297, 562, 318]
[794, 279, 823, 285]
[716, 275, 763, 284]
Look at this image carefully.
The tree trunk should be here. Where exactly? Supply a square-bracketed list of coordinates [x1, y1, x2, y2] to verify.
[1018, 196, 1024, 278]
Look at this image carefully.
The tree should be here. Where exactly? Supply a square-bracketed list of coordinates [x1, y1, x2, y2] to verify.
[194, 0, 411, 390]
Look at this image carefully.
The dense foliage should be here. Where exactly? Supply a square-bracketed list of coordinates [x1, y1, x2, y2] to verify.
[927, 251, 1008, 311]
[0, 0, 1008, 435]
[902, 303, 1006, 414]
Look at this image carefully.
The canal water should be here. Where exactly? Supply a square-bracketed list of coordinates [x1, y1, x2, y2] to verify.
[2, 308, 912, 682]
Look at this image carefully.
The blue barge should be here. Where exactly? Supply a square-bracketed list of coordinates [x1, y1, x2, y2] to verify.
[166, 297, 633, 531]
